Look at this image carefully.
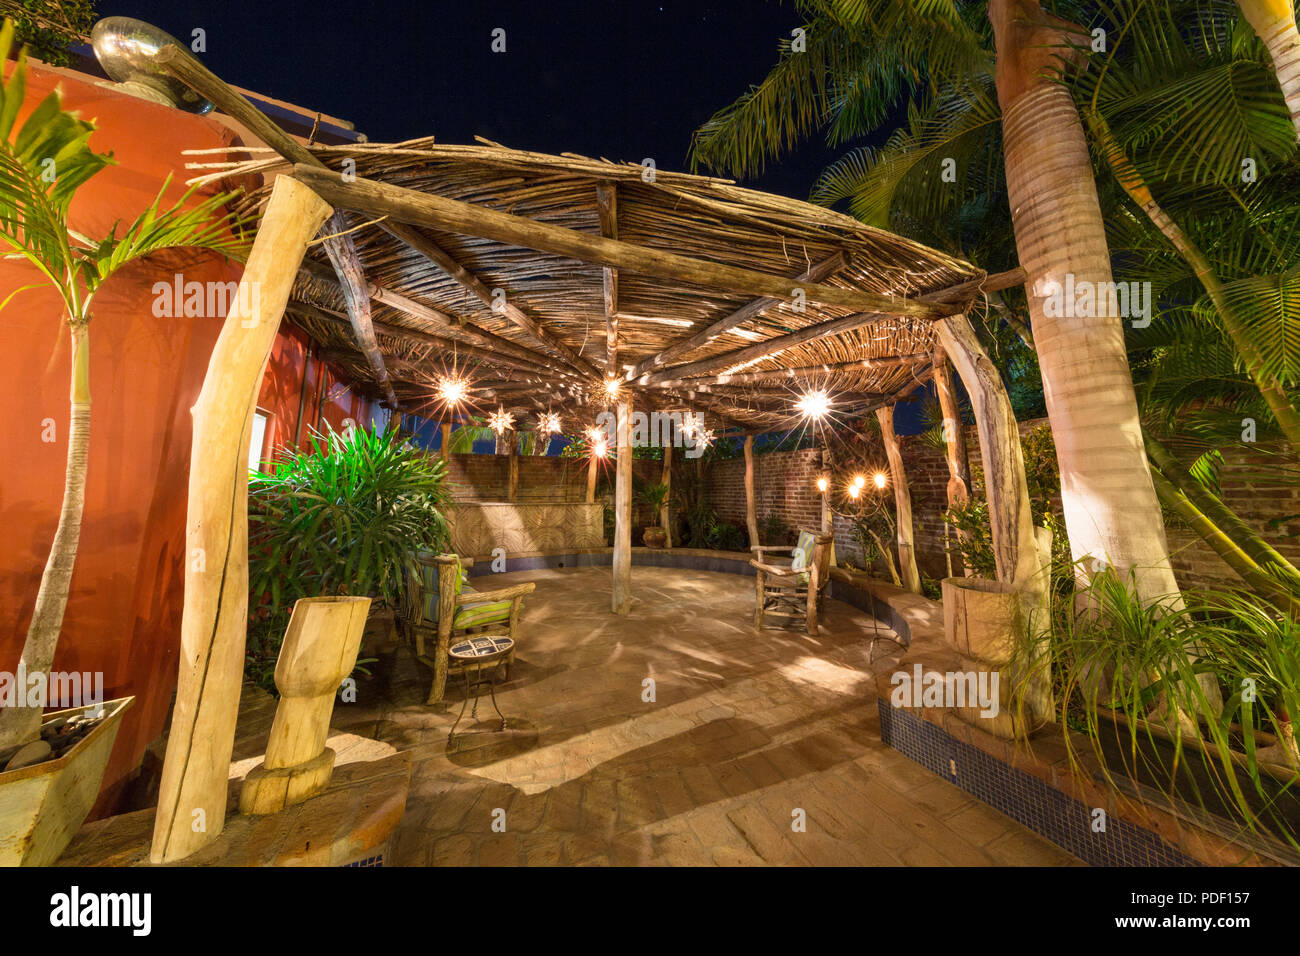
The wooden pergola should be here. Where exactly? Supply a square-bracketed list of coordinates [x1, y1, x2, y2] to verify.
[148, 43, 1038, 863]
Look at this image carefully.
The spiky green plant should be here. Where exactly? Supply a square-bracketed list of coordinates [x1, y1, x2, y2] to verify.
[248, 423, 454, 612]
[0, 21, 249, 750]
[1011, 569, 1300, 849]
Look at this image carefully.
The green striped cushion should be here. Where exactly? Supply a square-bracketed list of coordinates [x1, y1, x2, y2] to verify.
[420, 556, 467, 623]
[453, 599, 512, 629]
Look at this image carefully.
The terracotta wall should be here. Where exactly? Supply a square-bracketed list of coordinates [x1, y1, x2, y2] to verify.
[0, 65, 379, 814]
[0, 66, 244, 811]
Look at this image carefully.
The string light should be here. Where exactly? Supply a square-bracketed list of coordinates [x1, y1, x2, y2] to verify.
[538, 411, 562, 434]
[487, 408, 515, 434]
[795, 389, 832, 421]
[604, 377, 621, 400]
[816, 477, 829, 493]
[852, 474, 867, 490]
[873, 472, 887, 490]
[592, 438, 609, 459]
[848, 484, 861, 500]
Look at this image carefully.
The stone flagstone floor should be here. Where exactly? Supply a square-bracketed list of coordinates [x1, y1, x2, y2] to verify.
[331, 565, 1083, 866]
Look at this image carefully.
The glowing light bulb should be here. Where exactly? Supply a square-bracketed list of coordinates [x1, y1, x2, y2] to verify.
[593, 439, 609, 459]
[816, 477, 828, 493]
[538, 411, 562, 434]
[848, 484, 861, 500]
[795, 389, 832, 420]
[873, 472, 887, 490]
[604, 377, 621, 400]
[437, 375, 469, 407]
[852, 474, 867, 490]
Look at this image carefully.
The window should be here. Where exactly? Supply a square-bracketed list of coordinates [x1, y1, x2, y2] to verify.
[248, 410, 270, 472]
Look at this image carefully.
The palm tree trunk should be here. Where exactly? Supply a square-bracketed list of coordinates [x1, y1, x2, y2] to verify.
[1239, 0, 1300, 139]
[0, 324, 90, 751]
[990, 0, 1181, 603]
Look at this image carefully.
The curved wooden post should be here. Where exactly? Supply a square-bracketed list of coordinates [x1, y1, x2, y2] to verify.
[440, 422, 451, 462]
[586, 452, 598, 503]
[934, 346, 972, 576]
[151, 175, 333, 863]
[932, 347, 971, 507]
[935, 314, 1038, 588]
[743, 434, 759, 547]
[612, 400, 632, 614]
[876, 405, 922, 594]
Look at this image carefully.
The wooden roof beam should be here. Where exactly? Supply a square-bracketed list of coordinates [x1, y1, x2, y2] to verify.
[670, 352, 932, 387]
[634, 311, 893, 387]
[297, 258, 583, 380]
[380, 220, 604, 379]
[627, 251, 847, 381]
[320, 211, 398, 407]
[596, 182, 619, 376]
[290, 163, 955, 322]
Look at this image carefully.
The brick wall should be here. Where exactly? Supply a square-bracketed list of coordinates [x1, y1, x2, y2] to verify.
[705, 447, 824, 546]
[699, 421, 1296, 593]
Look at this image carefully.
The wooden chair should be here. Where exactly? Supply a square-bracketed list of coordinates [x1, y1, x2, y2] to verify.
[402, 553, 535, 704]
[750, 529, 834, 634]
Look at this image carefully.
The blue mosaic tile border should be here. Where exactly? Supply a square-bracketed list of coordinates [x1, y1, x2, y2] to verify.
[877, 699, 1199, 867]
[341, 853, 384, 867]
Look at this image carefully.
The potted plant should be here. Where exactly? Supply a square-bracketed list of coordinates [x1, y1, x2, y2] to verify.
[0, 21, 248, 861]
[247, 423, 454, 680]
[637, 481, 671, 548]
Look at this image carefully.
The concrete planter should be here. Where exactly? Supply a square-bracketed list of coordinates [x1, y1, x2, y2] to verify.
[941, 576, 1023, 666]
[0, 696, 133, 866]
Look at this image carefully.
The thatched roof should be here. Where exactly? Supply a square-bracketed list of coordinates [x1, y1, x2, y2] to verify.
[192, 137, 988, 433]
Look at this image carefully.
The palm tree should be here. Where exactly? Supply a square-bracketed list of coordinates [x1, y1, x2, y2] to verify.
[0, 22, 249, 750]
[693, 0, 1182, 601]
[1238, 0, 1300, 137]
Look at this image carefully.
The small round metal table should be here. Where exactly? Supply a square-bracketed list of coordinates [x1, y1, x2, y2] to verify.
[447, 635, 514, 742]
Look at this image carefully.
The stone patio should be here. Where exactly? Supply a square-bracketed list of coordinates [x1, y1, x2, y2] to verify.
[334, 565, 1083, 866]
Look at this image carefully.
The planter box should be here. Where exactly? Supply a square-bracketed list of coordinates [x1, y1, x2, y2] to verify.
[0, 696, 133, 866]
[941, 576, 1023, 666]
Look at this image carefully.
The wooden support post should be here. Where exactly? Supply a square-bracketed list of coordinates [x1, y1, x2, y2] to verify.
[743, 434, 760, 548]
[933, 346, 971, 577]
[507, 429, 519, 502]
[151, 175, 333, 864]
[661, 441, 673, 548]
[440, 422, 451, 463]
[935, 314, 1039, 587]
[876, 405, 922, 594]
[586, 451, 598, 503]
[612, 400, 632, 615]
[933, 347, 971, 507]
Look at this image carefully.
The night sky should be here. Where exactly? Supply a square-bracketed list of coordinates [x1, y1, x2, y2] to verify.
[110, 0, 843, 198]
[106, 0, 930, 432]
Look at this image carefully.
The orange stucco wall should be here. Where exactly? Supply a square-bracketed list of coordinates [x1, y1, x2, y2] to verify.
[0, 64, 374, 814]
